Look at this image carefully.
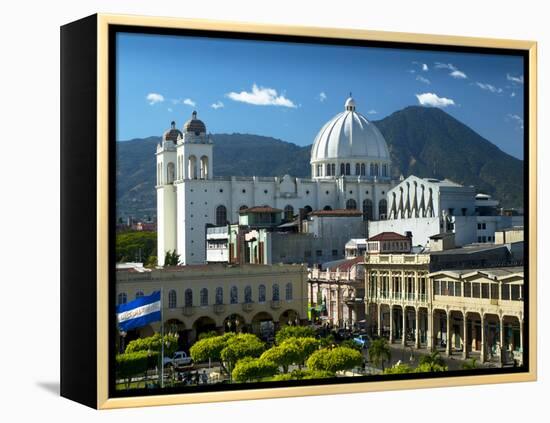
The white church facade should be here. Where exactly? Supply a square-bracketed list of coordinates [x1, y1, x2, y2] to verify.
[156, 97, 394, 265]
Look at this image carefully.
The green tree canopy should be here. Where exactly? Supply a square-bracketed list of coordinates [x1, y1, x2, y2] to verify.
[221, 333, 265, 370]
[368, 338, 392, 370]
[125, 333, 179, 358]
[384, 363, 414, 374]
[260, 337, 319, 373]
[416, 351, 448, 373]
[115, 351, 152, 389]
[307, 347, 363, 373]
[115, 231, 157, 264]
[232, 357, 279, 383]
[268, 369, 335, 381]
[189, 333, 235, 374]
[275, 326, 316, 345]
[164, 250, 180, 266]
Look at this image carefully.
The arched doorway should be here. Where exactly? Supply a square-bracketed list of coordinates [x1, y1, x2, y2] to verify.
[346, 199, 357, 210]
[279, 309, 301, 327]
[165, 319, 187, 351]
[224, 313, 247, 334]
[251, 312, 275, 341]
[192, 316, 217, 344]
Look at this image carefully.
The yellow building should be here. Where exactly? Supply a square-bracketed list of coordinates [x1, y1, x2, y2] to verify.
[116, 263, 308, 350]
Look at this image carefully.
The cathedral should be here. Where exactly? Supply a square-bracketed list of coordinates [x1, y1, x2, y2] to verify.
[156, 96, 394, 265]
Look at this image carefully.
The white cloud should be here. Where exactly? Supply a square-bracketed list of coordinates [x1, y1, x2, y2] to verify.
[167, 107, 173, 113]
[146, 92, 164, 105]
[416, 92, 455, 108]
[416, 75, 431, 85]
[407, 69, 416, 74]
[434, 62, 468, 79]
[507, 113, 524, 129]
[475, 82, 503, 94]
[510, 92, 516, 98]
[211, 101, 224, 109]
[507, 73, 524, 84]
[367, 109, 378, 115]
[183, 98, 196, 107]
[226, 84, 297, 108]
[422, 63, 429, 71]
[319, 92, 327, 102]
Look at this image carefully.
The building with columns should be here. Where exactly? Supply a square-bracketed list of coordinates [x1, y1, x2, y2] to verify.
[156, 97, 394, 265]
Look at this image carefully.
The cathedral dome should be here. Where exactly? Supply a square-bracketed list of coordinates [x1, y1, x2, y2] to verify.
[310, 97, 390, 165]
[184, 111, 206, 135]
[163, 121, 183, 143]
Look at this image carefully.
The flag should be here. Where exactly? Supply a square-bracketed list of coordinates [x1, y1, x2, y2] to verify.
[116, 291, 161, 332]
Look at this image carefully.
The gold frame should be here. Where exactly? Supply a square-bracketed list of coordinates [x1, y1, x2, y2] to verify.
[96, 13, 537, 409]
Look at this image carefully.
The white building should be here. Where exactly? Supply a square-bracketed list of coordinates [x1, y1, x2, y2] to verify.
[369, 175, 523, 248]
[156, 97, 394, 265]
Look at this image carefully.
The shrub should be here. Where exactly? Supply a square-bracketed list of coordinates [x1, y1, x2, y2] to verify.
[307, 346, 363, 373]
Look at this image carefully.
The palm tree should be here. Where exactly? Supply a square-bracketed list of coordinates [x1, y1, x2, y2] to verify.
[462, 358, 478, 370]
[368, 338, 392, 371]
[417, 351, 448, 372]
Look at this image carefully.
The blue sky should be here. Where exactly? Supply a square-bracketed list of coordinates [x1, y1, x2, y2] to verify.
[116, 32, 525, 159]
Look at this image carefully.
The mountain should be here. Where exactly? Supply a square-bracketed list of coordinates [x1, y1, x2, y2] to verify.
[116, 106, 523, 218]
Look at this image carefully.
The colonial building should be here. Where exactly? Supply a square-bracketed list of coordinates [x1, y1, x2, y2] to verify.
[116, 263, 308, 349]
[156, 97, 394, 265]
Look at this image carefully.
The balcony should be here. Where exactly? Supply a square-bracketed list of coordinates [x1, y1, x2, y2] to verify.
[182, 306, 195, 317]
[270, 300, 281, 310]
[242, 302, 254, 313]
[213, 304, 225, 314]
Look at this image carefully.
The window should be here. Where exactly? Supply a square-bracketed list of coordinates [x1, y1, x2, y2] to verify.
[244, 286, 252, 303]
[382, 164, 388, 177]
[325, 163, 331, 176]
[230, 286, 238, 304]
[355, 163, 360, 175]
[361, 163, 366, 176]
[464, 282, 472, 297]
[378, 199, 387, 219]
[374, 163, 379, 176]
[317, 165, 322, 177]
[340, 163, 345, 175]
[284, 205, 294, 221]
[185, 289, 193, 307]
[346, 199, 357, 210]
[258, 284, 266, 303]
[481, 283, 489, 298]
[135, 291, 144, 299]
[166, 162, 175, 183]
[345, 163, 351, 175]
[215, 287, 223, 305]
[200, 288, 208, 306]
[316, 250, 322, 257]
[216, 205, 227, 226]
[304, 205, 312, 213]
[117, 293, 127, 305]
[285, 283, 293, 301]
[332, 249, 338, 257]
[272, 284, 280, 301]
[363, 199, 373, 220]
[323, 205, 332, 211]
[168, 290, 177, 309]
[331, 163, 336, 176]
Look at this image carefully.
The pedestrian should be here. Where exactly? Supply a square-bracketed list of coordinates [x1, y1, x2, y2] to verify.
[201, 370, 208, 384]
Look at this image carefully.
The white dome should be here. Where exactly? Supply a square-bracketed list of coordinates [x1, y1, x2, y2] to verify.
[310, 97, 390, 164]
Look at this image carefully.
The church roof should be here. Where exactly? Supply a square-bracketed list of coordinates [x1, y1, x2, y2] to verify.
[368, 232, 410, 241]
[309, 209, 363, 217]
[239, 206, 282, 214]
[184, 111, 206, 134]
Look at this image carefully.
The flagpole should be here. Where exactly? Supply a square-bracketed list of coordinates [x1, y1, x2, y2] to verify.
[160, 287, 164, 389]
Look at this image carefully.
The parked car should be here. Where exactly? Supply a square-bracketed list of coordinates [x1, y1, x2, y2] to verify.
[164, 351, 193, 367]
[353, 334, 371, 349]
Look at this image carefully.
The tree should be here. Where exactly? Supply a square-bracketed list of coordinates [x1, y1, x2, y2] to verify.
[115, 231, 157, 264]
[261, 337, 319, 373]
[275, 326, 316, 345]
[368, 338, 392, 371]
[221, 333, 265, 376]
[462, 358, 478, 370]
[198, 330, 218, 340]
[232, 357, 278, 383]
[416, 351, 448, 373]
[125, 332, 179, 358]
[384, 363, 414, 374]
[115, 351, 151, 389]
[189, 333, 235, 375]
[340, 339, 362, 351]
[164, 250, 180, 266]
[307, 347, 363, 373]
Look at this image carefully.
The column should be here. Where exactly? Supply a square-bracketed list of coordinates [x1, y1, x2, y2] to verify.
[499, 315, 504, 354]
[427, 310, 433, 351]
[446, 310, 452, 356]
[402, 307, 407, 346]
[389, 271, 393, 299]
[480, 314, 486, 363]
[377, 304, 382, 337]
[519, 318, 524, 354]
[415, 307, 420, 348]
[389, 305, 393, 343]
[463, 312, 468, 360]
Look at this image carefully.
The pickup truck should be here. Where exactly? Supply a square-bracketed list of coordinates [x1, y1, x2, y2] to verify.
[163, 351, 193, 367]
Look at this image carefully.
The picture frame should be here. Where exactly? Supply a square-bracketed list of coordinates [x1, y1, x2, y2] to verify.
[60, 13, 537, 409]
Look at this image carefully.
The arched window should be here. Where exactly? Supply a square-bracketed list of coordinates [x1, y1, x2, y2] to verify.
[285, 283, 293, 301]
[370, 163, 375, 176]
[258, 284, 266, 303]
[355, 163, 360, 175]
[340, 163, 345, 175]
[379, 199, 388, 219]
[317, 165, 322, 177]
[216, 205, 227, 226]
[272, 284, 280, 301]
[346, 199, 357, 210]
[361, 163, 366, 176]
[239, 205, 248, 211]
[323, 205, 332, 211]
[331, 164, 336, 176]
[230, 286, 238, 304]
[200, 288, 208, 306]
[135, 291, 144, 299]
[167, 162, 175, 184]
[284, 205, 294, 221]
[363, 199, 374, 221]
[188, 155, 197, 179]
[325, 163, 331, 176]
[304, 205, 312, 213]
[215, 287, 223, 305]
[200, 155, 209, 179]
[345, 163, 351, 175]
[374, 163, 379, 176]
[382, 164, 388, 177]
[168, 290, 177, 309]
[244, 286, 252, 303]
[117, 293, 127, 305]
[184, 289, 193, 307]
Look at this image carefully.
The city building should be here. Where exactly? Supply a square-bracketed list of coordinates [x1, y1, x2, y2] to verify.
[368, 175, 523, 248]
[156, 97, 394, 265]
[116, 263, 308, 350]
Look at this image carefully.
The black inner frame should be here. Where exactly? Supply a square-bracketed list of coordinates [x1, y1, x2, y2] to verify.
[108, 24, 530, 399]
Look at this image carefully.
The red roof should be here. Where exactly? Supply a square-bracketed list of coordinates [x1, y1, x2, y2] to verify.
[239, 206, 282, 214]
[309, 209, 363, 217]
[328, 256, 364, 271]
[368, 232, 410, 242]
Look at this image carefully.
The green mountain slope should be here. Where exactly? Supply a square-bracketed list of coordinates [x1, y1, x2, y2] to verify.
[116, 106, 523, 218]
